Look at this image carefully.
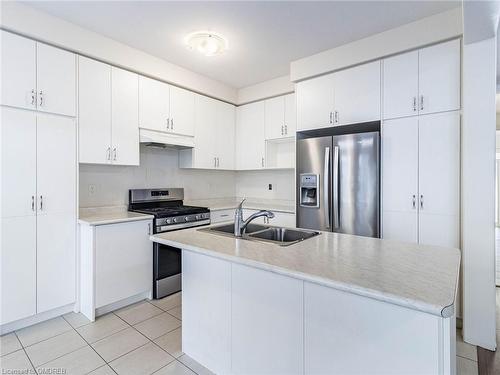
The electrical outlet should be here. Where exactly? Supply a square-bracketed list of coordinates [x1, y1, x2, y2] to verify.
[88, 184, 96, 195]
[268, 184, 273, 191]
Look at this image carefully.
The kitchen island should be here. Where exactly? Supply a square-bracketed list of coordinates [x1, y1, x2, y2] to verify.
[151, 225, 460, 375]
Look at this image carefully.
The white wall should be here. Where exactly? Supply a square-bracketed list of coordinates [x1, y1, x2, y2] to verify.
[79, 146, 236, 208]
[237, 75, 294, 105]
[290, 8, 462, 82]
[0, 2, 237, 103]
[235, 170, 294, 202]
[462, 37, 497, 351]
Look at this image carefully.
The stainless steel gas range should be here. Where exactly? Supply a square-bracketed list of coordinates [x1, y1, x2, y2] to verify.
[128, 188, 210, 298]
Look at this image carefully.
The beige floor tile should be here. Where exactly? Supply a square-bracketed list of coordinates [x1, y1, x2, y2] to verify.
[0, 349, 34, 373]
[88, 364, 116, 375]
[115, 301, 163, 325]
[77, 313, 128, 343]
[457, 356, 479, 375]
[16, 317, 72, 347]
[25, 330, 87, 366]
[154, 327, 182, 358]
[178, 354, 214, 375]
[0, 333, 22, 356]
[154, 360, 196, 375]
[456, 333, 478, 362]
[134, 313, 181, 340]
[63, 312, 91, 329]
[36, 346, 105, 375]
[109, 342, 175, 375]
[167, 306, 181, 320]
[92, 327, 149, 362]
[150, 293, 182, 311]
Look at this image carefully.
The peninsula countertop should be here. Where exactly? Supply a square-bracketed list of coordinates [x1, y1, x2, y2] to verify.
[151, 226, 460, 318]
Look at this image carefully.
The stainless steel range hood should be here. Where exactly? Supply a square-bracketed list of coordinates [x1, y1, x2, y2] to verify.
[139, 128, 194, 149]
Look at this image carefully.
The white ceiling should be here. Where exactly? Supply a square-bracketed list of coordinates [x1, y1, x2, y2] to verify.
[25, 1, 460, 88]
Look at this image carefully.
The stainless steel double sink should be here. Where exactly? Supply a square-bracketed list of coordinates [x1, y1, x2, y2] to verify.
[200, 223, 320, 246]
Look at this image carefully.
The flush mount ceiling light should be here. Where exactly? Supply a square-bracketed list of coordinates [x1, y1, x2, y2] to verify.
[184, 31, 228, 57]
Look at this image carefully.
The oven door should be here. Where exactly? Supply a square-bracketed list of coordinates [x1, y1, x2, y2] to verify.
[153, 242, 182, 299]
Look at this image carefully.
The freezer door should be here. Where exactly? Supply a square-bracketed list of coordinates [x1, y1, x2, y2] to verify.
[332, 132, 380, 237]
[296, 136, 332, 231]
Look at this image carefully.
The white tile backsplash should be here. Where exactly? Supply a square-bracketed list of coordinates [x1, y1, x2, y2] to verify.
[235, 169, 295, 201]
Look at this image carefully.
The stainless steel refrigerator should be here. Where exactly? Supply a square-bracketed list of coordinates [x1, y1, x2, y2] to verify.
[296, 131, 380, 237]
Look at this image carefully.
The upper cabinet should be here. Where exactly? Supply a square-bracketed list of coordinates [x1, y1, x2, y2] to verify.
[78, 56, 139, 166]
[383, 39, 460, 120]
[236, 102, 266, 170]
[1, 30, 76, 116]
[138, 76, 194, 137]
[265, 93, 296, 139]
[296, 61, 380, 131]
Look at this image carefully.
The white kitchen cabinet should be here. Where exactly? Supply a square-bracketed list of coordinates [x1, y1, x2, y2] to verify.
[169, 85, 195, 137]
[78, 58, 139, 166]
[333, 60, 381, 126]
[1, 30, 36, 110]
[382, 111, 460, 248]
[382, 116, 419, 243]
[139, 75, 170, 133]
[383, 51, 419, 120]
[36, 43, 76, 117]
[236, 101, 266, 170]
[242, 209, 296, 227]
[419, 39, 460, 115]
[78, 57, 112, 164]
[95, 220, 152, 308]
[215, 101, 235, 169]
[182, 250, 231, 374]
[296, 73, 335, 131]
[111, 67, 140, 166]
[383, 39, 460, 120]
[265, 93, 296, 139]
[231, 263, 303, 374]
[1, 31, 76, 117]
[210, 209, 236, 223]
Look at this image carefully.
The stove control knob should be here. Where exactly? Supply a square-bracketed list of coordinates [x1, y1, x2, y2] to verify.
[195, 215, 200, 220]
[166, 218, 172, 224]
[184, 216, 189, 222]
[172, 218, 178, 223]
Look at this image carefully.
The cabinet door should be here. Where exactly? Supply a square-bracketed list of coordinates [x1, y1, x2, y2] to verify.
[264, 96, 285, 140]
[0, 31, 36, 110]
[284, 93, 296, 136]
[1, 108, 37, 218]
[419, 39, 460, 115]
[383, 51, 419, 120]
[1, 216, 37, 324]
[334, 61, 381, 126]
[36, 43, 76, 117]
[381, 117, 418, 243]
[95, 220, 152, 308]
[139, 76, 170, 132]
[193, 95, 217, 169]
[418, 111, 460, 248]
[78, 56, 112, 164]
[169, 85, 195, 136]
[231, 264, 303, 374]
[235, 102, 265, 170]
[296, 73, 334, 131]
[36, 114, 76, 313]
[111, 68, 139, 166]
[215, 101, 235, 170]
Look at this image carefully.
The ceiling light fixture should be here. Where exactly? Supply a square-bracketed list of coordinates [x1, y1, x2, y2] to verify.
[184, 31, 228, 57]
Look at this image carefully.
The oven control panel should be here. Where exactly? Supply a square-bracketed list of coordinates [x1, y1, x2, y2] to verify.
[156, 212, 211, 232]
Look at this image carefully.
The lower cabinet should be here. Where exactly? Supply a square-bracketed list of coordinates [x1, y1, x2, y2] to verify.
[242, 209, 296, 227]
[210, 209, 235, 224]
[79, 219, 153, 320]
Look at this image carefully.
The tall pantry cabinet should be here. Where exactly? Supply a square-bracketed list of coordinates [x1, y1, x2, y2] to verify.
[1, 31, 77, 325]
[381, 39, 461, 248]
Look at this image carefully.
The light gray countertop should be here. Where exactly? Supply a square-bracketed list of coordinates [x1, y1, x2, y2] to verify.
[79, 206, 153, 226]
[151, 225, 460, 318]
[184, 198, 295, 214]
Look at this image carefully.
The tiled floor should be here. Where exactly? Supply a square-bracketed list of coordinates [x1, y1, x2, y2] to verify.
[0, 292, 213, 375]
[0, 290, 480, 375]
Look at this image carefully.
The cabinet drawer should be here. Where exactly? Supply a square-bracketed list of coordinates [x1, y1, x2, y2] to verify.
[211, 209, 235, 223]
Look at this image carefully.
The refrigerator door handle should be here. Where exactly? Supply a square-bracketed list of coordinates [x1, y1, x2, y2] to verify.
[333, 146, 340, 229]
[324, 147, 331, 228]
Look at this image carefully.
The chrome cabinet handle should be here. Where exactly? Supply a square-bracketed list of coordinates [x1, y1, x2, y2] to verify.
[31, 89, 36, 106]
[106, 147, 111, 161]
[420, 95, 424, 111]
[31, 195, 35, 211]
[334, 110, 339, 124]
[261, 157, 264, 167]
[214, 157, 216, 167]
[171, 118, 174, 130]
[285, 124, 287, 135]
[412, 97, 417, 112]
[324, 147, 331, 228]
[217, 157, 220, 168]
[420, 194, 424, 209]
[281, 125, 284, 136]
[329, 111, 333, 124]
[167, 118, 170, 129]
[38, 90, 43, 107]
[39, 195, 43, 211]
[113, 148, 117, 161]
[412, 195, 416, 209]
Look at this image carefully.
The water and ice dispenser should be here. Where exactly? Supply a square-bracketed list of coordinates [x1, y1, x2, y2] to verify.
[299, 174, 319, 207]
